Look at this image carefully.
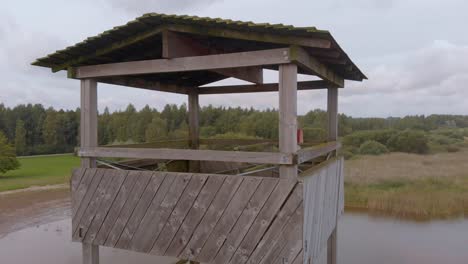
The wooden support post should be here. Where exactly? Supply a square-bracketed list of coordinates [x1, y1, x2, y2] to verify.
[80, 79, 99, 264]
[278, 64, 298, 179]
[188, 90, 200, 172]
[327, 87, 338, 264]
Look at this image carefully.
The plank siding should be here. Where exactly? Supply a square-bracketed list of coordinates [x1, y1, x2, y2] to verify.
[71, 164, 343, 264]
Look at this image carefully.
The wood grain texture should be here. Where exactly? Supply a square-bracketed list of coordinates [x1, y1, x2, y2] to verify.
[104, 171, 153, 247]
[164, 175, 227, 257]
[78, 147, 294, 165]
[116, 172, 170, 249]
[130, 173, 192, 252]
[230, 180, 298, 264]
[93, 170, 140, 245]
[212, 178, 278, 263]
[151, 174, 208, 255]
[70, 168, 350, 264]
[195, 177, 263, 262]
[74, 48, 291, 79]
[279, 64, 298, 179]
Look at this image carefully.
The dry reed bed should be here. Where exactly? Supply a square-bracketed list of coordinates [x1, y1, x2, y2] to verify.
[344, 149, 468, 219]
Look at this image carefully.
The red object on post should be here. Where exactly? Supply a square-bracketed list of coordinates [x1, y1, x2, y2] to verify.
[297, 129, 304, 144]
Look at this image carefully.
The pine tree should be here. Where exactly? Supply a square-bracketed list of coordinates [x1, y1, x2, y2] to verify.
[14, 120, 27, 155]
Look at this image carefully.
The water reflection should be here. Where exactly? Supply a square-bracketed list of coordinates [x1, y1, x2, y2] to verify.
[0, 213, 467, 264]
[339, 212, 468, 264]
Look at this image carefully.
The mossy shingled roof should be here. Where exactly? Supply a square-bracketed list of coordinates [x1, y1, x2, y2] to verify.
[32, 13, 366, 81]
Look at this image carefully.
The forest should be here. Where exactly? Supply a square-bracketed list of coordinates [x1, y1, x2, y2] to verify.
[0, 103, 467, 156]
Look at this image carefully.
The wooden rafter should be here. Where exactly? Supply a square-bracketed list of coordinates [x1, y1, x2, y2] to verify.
[197, 80, 338, 94]
[162, 30, 263, 84]
[290, 46, 344, 87]
[165, 24, 332, 49]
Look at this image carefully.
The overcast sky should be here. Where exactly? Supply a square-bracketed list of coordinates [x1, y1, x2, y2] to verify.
[1, 0, 467, 117]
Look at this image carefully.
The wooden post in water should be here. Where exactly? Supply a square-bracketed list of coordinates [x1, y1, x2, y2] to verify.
[188, 90, 200, 172]
[80, 79, 99, 264]
[278, 63, 298, 179]
[327, 87, 338, 264]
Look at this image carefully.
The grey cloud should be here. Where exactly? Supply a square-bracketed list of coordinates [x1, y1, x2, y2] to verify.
[106, 0, 223, 14]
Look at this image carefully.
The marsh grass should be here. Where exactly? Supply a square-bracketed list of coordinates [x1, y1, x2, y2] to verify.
[345, 149, 468, 219]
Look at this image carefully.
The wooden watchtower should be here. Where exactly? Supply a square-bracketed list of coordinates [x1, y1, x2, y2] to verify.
[33, 13, 365, 264]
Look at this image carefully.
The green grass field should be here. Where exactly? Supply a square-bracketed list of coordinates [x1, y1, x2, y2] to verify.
[0, 154, 80, 192]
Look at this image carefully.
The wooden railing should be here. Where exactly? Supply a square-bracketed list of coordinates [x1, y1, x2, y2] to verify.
[78, 140, 341, 166]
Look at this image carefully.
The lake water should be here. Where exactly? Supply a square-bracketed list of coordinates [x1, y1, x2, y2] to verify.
[1, 211, 467, 264]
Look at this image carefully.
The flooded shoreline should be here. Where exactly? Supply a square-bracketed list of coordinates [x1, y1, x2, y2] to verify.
[1, 187, 468, 264]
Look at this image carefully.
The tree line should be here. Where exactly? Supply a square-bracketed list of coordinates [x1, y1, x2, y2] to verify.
[1, 103, 467, 156]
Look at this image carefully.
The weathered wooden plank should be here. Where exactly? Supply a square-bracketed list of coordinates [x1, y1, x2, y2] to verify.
[82, 170, 129, 243]
[197, 80, 336, 94]
[73, 169, 117, 240]
[327, 88, 338, 141]
[291, 250, 303, 264]
[279, 64, 298, 179]
[93, 170, 140, 245]
[188, 91, 200, 172]
[212, 178, 278, 264]
[82, 243, 99, 264]
[80, 79, 98, 168]
[164, 175, 227, 257]
[114, 172, 167, 249]
[246, 184, 303, 264]
[230, 180, 297, 264]
[73, 48, 291, 79]
[179, 176, 244, 260]
[71, 168, 86, 194]
[130, 173, 192, 252]
[297, 142, 341, 164]
[150, 174, 208, 255]
[104, 171, 153, 247]
[290, 46, 344, 88]
[258, 202, 303, 264]
[72, 169, 98, 217]
[78, 147, 294, 165]
[192, 177, 262, 262]
[96, 77, 191, 94]
[162, 30, 263, 84]
[72, 169, 105, 235]
[271, 209, 303, 264]
[327, 85, 339, 264]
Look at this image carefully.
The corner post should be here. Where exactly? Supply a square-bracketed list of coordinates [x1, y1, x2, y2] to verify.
[80, 79, 99, 264]
[278, 64, 298, 179]
[188, 90, 200, 172]
[327, 87, 338, 264]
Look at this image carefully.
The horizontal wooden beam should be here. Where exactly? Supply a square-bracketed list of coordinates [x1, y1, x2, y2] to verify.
[296, 141, 341, 164]
[96, 76, 191, 94]
[290, 46, 344, 88]
[166, 24, 332, 49]
[198, 80, 338, 94]
[71, 48, 291, 79]
[78, 147, 294, 165]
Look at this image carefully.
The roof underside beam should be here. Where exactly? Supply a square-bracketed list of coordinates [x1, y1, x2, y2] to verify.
[290, 46, 344, 87]
[70, 45, 345, 90]
[69, 48, 292, 79]
[197, 80, 338, 94]
[162, 30, 263, 84]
